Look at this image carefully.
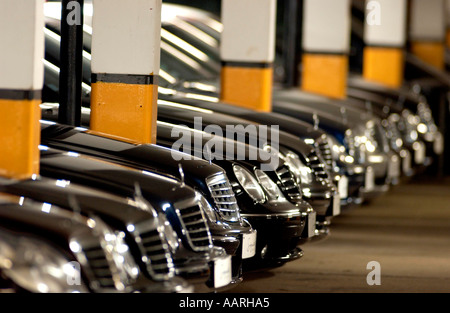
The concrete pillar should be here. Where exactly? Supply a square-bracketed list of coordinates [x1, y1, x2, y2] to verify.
[220, 0, 277, 112]
[409, 0, 446, 70]
[301, 0, 351, 99]
[0, 0, 44, 179]
[90, 0, 162, 144]
[363, 0, 408, 88]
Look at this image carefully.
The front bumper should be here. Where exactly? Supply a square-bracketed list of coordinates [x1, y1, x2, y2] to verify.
[211, 225, 257, 287]
[358, 157, 391, 201]
[179, 247, 234, 293]
[241, 210, 305, 266]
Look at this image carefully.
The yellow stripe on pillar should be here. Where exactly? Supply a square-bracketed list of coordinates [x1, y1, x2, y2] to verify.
[0, 0, 44, 180]
[220, 65, 273, 112]
[410, 41, 445, 70]
[0, 98, 41, 179]
[301, 54, 348, 99]
[363, 47, 405, 88]
[91, 0, 161, 145]
[90, 80, 158, 144]
[220, 0, 276, 111]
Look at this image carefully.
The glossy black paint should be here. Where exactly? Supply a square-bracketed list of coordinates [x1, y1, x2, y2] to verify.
[39, 121, 252, 282]
[0, 195, 180, 293]
[0, 176, 199, 292]
[155, 121, 311, 264]
[155, 101, 337, 217]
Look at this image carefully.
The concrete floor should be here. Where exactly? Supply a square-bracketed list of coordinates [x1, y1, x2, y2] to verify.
[229, 176, 450, 293]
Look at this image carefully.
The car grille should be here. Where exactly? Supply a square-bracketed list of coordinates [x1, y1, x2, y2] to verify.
[178, 204, 213, 252]
[206, 173, 240, 222]
[275, 165, 303, 202]
[138, 227, 174, 280]
[306, 149, 329, 180]
[316, 137, 334, 171]
[82, 244, 117, 290]
[386, 120, 403, 152]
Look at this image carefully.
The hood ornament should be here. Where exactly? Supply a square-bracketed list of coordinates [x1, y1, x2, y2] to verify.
[313, 113, 320, 130]
[133, 182, 151, 211]
[340, 107, 348, 124]
[178, 163, 185, 188]
[205, 143, 213, 165]
[68, 194, 84, 223]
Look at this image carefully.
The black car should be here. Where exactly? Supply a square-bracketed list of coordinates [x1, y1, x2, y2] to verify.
[347, 75, 443, 169]
[42, 6, 337, 233]
[38, 118, 256, 286]
[0, 174, 199, 292]
[152, 3, 399, 199]
[30, 145, 234, 292]
[155, 120, 314, 267]
[0, 193, 187, 293]
[39, 107, 313, 269]
[157, 93, 363, 208]
[153, 100, 338, 234]
[40, 14, 317, 267]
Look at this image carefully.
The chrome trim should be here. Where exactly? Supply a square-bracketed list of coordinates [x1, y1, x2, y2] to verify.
[174, 197, 213, 252]
[72, 219, 133, 293]
[206, 173, 241, 222]
[275, 165, 303, 201]
[132, 221, 175, 281]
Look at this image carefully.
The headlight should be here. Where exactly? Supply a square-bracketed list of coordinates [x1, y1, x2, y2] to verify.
[280, 150, 313, 184]
[197, 192, 218, 223]
[233, 165, 266, 203]
[0, 230, 88, 293]
[157, 214, 180, 253]
[254, 169, 286, 201]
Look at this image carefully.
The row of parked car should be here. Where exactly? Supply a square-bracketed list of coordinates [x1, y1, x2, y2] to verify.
[0, 2, 445, 293]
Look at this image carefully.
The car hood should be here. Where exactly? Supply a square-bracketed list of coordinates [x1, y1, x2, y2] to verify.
[40, 121, 227, 189]
[38, 147, 198, 212]
[0, 194, 99, 251]
[0, 176, 156, 228]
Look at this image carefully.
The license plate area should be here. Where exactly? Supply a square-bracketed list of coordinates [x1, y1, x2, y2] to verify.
[213, 255, 232, 289]
[242, 231, 257, 259]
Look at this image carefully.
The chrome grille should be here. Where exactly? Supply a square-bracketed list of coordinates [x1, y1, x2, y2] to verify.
[306, 149, 329, 180]
[83, 244, 116, 289]
[138, 227, 174, 280]
[206, 173, 240, 222]
[316, 137, 334, 171]
[178, 204, 213, 252]
[275, 165, 303, 202]
[386, 119, 403, 152]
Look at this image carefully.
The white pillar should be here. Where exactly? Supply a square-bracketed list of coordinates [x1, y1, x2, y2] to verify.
[220, 0, 277, 112]
[0, 0, 44, 179]
[363, 0, 408, 87]
[301, 0, 351, 99]
[91, 0, 162, 144]
[409, 0, 446, 69]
